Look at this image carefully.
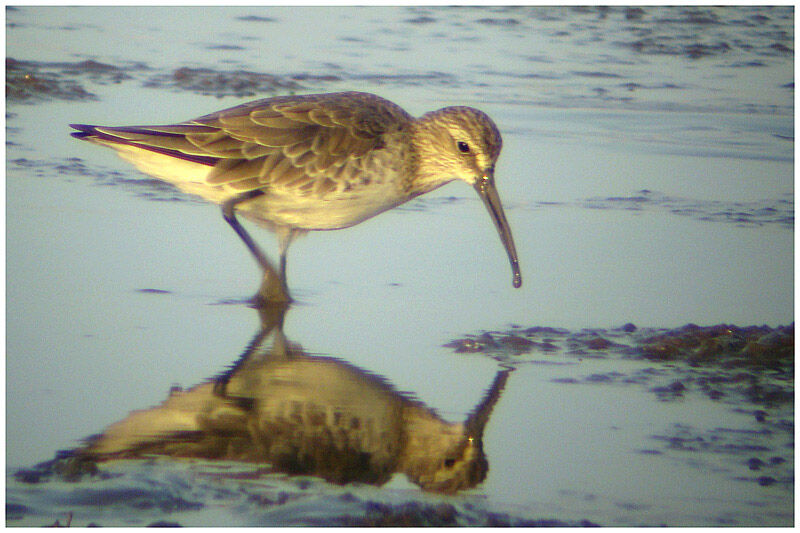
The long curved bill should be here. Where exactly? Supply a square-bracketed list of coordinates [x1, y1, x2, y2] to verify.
[474, 174, 522, 288]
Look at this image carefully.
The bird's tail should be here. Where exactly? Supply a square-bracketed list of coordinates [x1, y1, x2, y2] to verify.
[70, 123, 232, 203]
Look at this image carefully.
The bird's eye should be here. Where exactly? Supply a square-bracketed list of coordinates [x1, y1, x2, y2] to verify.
[444, 458, 456, 468]
[457, 141, 470, 153]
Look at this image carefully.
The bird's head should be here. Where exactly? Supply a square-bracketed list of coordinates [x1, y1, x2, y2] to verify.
[411, 107, 521, 289]
[413, 106, 501, 187]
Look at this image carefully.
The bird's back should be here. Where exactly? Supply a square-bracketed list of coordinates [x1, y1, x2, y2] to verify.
[71, 92, 416, 224]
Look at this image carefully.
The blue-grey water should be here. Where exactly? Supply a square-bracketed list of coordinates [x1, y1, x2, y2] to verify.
[6, 6, 793, 527]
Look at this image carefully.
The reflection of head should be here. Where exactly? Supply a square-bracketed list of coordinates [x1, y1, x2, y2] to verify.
[400, 368, 509, 493]
[399, 418, 489, 493]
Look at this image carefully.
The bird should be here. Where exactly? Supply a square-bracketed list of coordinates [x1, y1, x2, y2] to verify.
[70, 91, 521, 304]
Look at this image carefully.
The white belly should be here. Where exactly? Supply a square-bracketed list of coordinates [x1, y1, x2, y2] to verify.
[108, 142, 409, 231]
[239, 180, 407, 231]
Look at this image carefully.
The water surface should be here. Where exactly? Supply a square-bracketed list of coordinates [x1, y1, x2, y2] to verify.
[6, 5, 793, 527]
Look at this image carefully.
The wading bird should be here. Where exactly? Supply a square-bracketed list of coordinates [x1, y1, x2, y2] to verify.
[71, 91, 521, 304]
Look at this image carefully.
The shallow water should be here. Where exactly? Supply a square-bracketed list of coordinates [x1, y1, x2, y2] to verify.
[6, 5, 794, 527]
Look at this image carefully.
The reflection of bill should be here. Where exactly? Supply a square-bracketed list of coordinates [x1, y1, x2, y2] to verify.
[83, 305, 511, 494]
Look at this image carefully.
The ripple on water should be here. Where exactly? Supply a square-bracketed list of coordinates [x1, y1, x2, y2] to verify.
[530, 191, 794, 230]
[6, 6, 794, 114]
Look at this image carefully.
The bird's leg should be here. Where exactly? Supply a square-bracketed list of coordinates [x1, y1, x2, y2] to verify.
[221, 191, 291, 304]
[279, 244, 288, 286]
[256, 271, 292, 306]
[222, 191, 272, 271]
[276, 228, 297, 297]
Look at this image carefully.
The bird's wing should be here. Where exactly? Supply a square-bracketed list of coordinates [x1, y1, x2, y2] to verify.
[73, 92, 412, 196]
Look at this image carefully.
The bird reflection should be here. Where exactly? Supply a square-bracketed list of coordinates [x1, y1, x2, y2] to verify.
[82, 304, 510, 493]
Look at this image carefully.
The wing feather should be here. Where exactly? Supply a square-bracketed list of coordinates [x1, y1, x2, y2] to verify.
[291, 150, 316, 168]
[283, 138, 314, 160]
[207, 158, 264, 183]
[248, 112, 304, 129]
[76, 92, 413, 197]
[240, 141, 277, 159]
[307, 108, 338, 128]
[259, 152, 283, 179]
[270, 158, 305, 186]
[313, 177, 338, 196]
[228, 176, 263, 191]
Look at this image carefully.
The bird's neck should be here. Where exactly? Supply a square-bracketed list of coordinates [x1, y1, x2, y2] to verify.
[405, 116, 458, 197]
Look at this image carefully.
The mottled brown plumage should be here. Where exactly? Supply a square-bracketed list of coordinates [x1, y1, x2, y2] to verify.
[71, 91, 521, 303]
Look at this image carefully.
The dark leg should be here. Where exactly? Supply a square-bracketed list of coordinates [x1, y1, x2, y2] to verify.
[222, 191, 273, 272]
[279, 252, 287, 284]
[221, 191, 291, 304]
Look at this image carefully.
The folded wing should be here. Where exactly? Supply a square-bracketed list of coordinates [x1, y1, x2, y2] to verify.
[71, 92, 412, 198]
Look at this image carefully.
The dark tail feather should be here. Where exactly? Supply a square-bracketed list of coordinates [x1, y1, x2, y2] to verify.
[70, 123, 98, 139]
[68, 123, 220, 166]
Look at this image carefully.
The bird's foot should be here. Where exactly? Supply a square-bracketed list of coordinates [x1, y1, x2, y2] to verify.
[251, 269, 292, 307]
